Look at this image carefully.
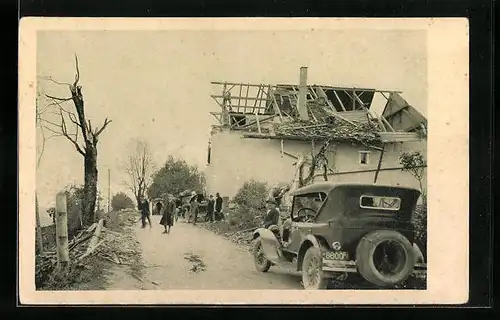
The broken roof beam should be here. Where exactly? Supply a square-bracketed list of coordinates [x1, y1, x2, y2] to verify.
[212, 81, 273, 88]
[309, 86, 319, 99]
[243, 83, 250, 113]
[209, 112, 223, 125]
[308, 85, 402, 94]
[271, 92, 284, 122]
[332, 90, 347, 111]
[267, 82, 402, 94]
[342, 90, 356, 110]
[230, 116, 247, 129]
[211, 111, 274, 117]
[321, 107, 358, 127]
[353, 91, 368, 109]
[236, 114, 275, 130]
[380, 114, 396, 132]
[238, 83, 243, 109]
[211, 95, 269, 102]
[211, 95, 225, 110]
[252, 86, 262, 113]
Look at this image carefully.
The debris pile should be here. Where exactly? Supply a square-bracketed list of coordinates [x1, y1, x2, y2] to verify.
[183, 252, 207, 273]
[98, 229, 141, 266]
[272, 120, 383, 148]
[200, 221, 254, 249]
[35, 209, 143, 290]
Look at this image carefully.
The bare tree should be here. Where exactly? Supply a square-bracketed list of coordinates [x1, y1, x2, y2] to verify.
[38, 54, 112, 225]
[123, 140, 155, 206]
[35, 89, 59, 254]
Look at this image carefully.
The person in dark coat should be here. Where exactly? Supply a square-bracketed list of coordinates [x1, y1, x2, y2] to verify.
[175, 198, 183, 221]
[207, 195, 215, 223]
[155, 201, 164, 224]
[160, 196, 175, 234]
[190, 193, 199, 225]
[263, 198, 280, 229]
[214, 193, 223, 221]
[139, 197, 152, 228]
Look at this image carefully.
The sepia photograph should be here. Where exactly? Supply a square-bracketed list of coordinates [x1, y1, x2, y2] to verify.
[19, 18, 469, 304]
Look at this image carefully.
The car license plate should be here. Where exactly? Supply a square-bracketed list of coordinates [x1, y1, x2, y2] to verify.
[323, 251, 348, 261]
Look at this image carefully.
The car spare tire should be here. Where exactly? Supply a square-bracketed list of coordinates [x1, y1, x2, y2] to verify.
[356, 230, 415, 287]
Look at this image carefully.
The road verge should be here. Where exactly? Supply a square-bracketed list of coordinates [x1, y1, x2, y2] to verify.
[35, 209, 144, 290]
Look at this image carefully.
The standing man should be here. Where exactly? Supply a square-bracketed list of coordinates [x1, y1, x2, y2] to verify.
[207, 195, 215, 223]
[190, 192, 199, 225]
[140, 197, 152, 228]
[214, 193, 223, 221]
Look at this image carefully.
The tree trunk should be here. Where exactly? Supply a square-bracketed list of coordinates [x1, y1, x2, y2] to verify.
[83, 146, 98, 225]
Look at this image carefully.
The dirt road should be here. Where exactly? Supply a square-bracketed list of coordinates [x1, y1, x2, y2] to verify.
[106, 215, 302, 290]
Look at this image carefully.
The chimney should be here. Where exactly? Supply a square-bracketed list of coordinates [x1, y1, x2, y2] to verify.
[297, 66, 310, 120]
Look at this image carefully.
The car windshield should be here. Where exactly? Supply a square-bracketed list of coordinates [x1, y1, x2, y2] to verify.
[292, 192, 327, 220]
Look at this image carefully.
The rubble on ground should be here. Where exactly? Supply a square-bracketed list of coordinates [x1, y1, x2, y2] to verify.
[35, 209, 143, 290]
[183, 252, 207, 273]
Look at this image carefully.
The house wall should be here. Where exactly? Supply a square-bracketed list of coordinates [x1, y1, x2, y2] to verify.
[205, 129, 303, 198]
[205, 129, 427, 200]
[324, 141, 427, 191]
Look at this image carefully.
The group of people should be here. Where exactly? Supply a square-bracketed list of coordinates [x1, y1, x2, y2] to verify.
[137, 191, 225, 233]
[186, 192, 224, 224]
[205, 193, 224, 223]
[138, 195, 177, 234]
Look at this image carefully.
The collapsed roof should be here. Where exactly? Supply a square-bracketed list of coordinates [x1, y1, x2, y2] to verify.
[209, 71, 427, 147]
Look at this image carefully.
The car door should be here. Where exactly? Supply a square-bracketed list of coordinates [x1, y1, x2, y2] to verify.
[286, 195, 308, 253]
[287, 220, 304, 253]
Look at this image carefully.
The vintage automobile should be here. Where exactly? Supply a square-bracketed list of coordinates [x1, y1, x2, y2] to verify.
[252, 182, 427, 289]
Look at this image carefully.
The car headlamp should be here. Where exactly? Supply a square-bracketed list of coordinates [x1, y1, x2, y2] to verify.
[331, 241, 342, 251]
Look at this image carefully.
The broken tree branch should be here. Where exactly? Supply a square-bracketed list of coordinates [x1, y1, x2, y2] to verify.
[94, 118, 112, 137]
[45, 94, 73, 102]
[84, 219, 104, 256]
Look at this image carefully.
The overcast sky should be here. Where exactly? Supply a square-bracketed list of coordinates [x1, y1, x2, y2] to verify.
[36, 29, 427, 208]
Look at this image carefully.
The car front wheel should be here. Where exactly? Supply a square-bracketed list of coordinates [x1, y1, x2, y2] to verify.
[302, 247, 328, 290]
[253, 237, 271, 272]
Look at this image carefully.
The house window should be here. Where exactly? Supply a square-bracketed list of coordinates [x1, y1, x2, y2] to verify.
[359, 151, 370, 165]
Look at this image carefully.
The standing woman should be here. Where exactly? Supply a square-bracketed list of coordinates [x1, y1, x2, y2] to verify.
[160, 195, 175, 234]
[158, 200, 166, 232]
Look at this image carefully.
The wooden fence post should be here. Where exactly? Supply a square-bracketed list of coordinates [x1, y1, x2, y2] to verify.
[55, 192, 70, 269]
[35, 193, 44, 255]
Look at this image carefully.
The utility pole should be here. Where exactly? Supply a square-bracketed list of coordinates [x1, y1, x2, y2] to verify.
[107, 168, 111, 212]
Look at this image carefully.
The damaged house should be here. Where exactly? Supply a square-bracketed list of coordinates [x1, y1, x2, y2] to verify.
[205, 67, 427, 201]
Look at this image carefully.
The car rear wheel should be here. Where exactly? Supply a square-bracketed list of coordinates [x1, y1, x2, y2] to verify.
[253, 237, 271, 272]
[356, 230, 415, 287]
[302, 247, 328, 290]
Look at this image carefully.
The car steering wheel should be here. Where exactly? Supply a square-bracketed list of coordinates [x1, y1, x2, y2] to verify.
[297, 208, 316, 222]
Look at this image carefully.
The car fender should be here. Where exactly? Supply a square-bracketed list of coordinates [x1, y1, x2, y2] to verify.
[253, 227, 283, 263]
[252, 227, 268, 240]
[296, 234, 330, 271]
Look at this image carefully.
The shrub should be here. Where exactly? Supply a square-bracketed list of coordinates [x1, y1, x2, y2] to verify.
[111, 192, 135, 211]
[232, 180, 269, 208]
[229, 180, 270, 230]
[412, 196, 427, 260]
